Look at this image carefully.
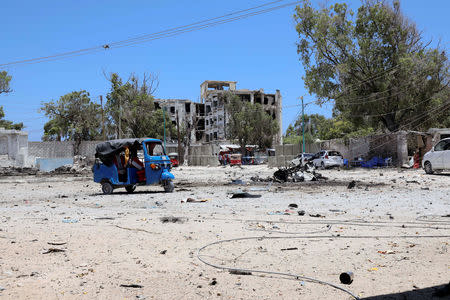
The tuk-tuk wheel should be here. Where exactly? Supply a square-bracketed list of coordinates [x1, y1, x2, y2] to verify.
[125, 185, 136, 193]
[164, 181, 174, 193]
[101, 182, 113, 194]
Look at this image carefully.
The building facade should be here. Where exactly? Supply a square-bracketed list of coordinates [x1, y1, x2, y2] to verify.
[155, 80, 283, 145]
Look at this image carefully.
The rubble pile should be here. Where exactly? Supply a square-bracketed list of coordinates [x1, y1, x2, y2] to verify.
[273, 162, 327, 182]
[48, 156, 91, 175]
[0, 167, 38, 177]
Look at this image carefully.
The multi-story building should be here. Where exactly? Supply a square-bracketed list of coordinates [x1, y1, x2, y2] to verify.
[200, 80, 282, 144]
[155, 80, 282, 145]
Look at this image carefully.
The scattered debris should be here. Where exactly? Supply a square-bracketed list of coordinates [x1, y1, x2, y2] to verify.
[209, 278, 217, 285]
[43, 248, 66, 254]
[288, 203, 298, 209]
[229, 270, 252, 276]
[16, 272, 39, 278]
[268, 210, 296, 215]
[406, 180, 420, 184]
[339, 272, 354, 285]
[120, 284, 143, 288]
[273, 162, 327, 182]
[62, 219, 78, 223]
[160, 216, 185, 223]
[250, 175, 273, 182]
[347, 181, 356, 189]
[229, 179, 245, 185]
[115, 225, 158, 234]
[160, 250, 167, 255]
[298, 210, 306, 216]
[329, 209, 345, 213]
[378, 250, 396, 255]
[186, 198, 210, 203]
[281, 247, 298, 251]
[47, 242, 67, 246]
[0, 167, 38, 177]
[309, 214, 325, 218]
[230, 192, 261, 199]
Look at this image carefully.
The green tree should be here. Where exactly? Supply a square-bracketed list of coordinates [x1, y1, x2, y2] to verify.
[284, 113, 375, 142]
[105, 73, 175, 139]
[294, 0, 449, 132]
[0, 71, 12, 94]
[0, 106, 23, 130]
[225, 93, 278, 152]
[41, 91, 101, 145]
[0, 71, 23, 130]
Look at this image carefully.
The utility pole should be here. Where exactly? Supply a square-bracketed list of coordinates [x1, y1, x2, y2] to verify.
[163, 106, 166, 150]
[100, 95, 105, 141]
[176, 110, 182, 164]
[118, 96, 122, 139]
[301, 96, 305, 153]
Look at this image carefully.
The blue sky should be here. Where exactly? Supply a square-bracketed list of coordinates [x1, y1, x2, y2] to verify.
[1, 0, 448, 141]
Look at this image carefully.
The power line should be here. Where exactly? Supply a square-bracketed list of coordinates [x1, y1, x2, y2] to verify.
[0, 0, 299, 67]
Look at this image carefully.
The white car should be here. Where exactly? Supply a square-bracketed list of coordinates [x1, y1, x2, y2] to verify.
[289, 153, 314, 166]
[312, 150, 344, 169]
[422, 137, 450, 174]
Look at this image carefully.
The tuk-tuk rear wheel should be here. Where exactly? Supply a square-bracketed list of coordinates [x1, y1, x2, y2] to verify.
[101, 182, 113, 194]
[125, 185, 136, 193]
[164, 181, 174, 193]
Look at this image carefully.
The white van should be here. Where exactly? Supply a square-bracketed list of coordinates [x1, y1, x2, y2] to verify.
[422, 138, 450, 174]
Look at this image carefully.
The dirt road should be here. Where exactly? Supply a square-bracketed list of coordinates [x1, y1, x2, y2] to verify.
[0, 166, 449, 299]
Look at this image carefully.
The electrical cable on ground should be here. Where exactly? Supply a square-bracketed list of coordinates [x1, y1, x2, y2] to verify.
[197, 233, 450, 300]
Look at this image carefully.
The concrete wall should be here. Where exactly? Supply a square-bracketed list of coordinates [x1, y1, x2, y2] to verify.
[29, 141, 76, 158]
[0, 128, 29, 166]
[269, 132, 412, 168]
[186, 144, 219, 166]
[29, 141, 180, 159]
[269, 142, 320, 167]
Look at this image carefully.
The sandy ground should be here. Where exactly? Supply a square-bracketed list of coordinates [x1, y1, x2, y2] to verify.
[0, 165, 449, 300]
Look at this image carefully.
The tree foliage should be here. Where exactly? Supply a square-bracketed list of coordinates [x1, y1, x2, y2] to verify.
[0, 106, 24, 130]
[0, 72, 23, 130]
[0, 71, 12, 94]
[40, 90, 101, 142]
[105, 73, 175, 140]
[284, 113, 375, 143]
[225, 93, 278, 151]
[294, 0, 449, 132]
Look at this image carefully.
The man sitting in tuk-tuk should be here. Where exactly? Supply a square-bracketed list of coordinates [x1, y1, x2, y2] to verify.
[128, 149, 146, 182]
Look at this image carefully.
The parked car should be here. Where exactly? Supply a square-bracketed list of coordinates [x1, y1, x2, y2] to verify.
[289, 153, 314, 166]
[168, 152, 179, 167]
[312, 150, 344, 169]
[422, 137, 450, 174]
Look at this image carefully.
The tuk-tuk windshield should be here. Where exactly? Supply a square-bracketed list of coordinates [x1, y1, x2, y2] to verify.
[146, 141, 165, 156]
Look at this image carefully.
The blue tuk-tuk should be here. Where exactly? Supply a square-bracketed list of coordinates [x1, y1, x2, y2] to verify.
[92, 138, 175, 194]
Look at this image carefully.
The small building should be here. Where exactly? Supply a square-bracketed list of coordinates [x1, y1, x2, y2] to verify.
[0, 128, 29, 167]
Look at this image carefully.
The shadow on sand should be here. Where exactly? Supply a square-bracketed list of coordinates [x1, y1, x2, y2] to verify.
[361, 282, 450, 299]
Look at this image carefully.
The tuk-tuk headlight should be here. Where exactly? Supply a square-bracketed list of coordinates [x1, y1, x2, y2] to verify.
[150, 163, 160, 170]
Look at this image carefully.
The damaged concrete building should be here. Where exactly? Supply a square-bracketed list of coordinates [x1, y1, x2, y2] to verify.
[200, 80, 282, 144]
[155, 80, 283, 145]
[153, 98, 199, 142]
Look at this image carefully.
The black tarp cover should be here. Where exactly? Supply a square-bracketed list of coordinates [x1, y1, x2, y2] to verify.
[95, 138, 145, 165]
